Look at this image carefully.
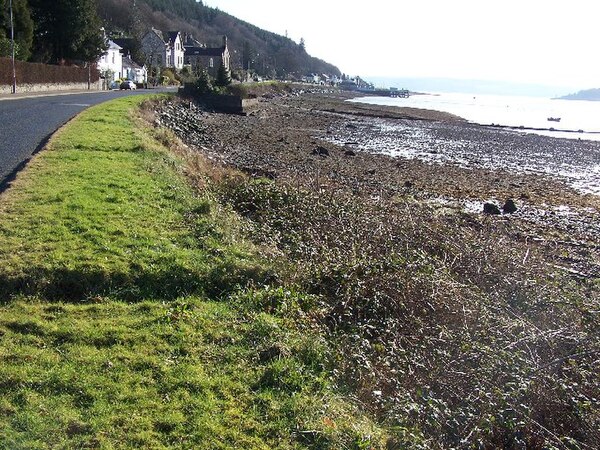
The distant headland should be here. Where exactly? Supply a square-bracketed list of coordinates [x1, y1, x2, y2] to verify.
[558, 88, 600, 101]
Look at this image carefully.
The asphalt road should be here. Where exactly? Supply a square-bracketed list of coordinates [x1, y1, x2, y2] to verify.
[0, 88, 172, 191]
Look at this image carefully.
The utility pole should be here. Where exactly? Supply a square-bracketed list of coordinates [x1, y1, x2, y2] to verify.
[9, 0, 16, 94]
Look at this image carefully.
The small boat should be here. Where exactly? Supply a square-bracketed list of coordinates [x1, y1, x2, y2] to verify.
[547, 117, 561, 122]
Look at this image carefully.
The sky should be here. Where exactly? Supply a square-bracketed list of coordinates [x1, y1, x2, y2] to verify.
[203, 0, 600, 91]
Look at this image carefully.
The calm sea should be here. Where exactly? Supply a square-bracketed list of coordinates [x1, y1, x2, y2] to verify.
[351, 92, 600, 141]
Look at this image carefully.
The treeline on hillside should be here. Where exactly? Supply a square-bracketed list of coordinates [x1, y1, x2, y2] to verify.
[0, 0, 106, 63]
[96, 0, 340, 78]
[1, 0, 340, 76]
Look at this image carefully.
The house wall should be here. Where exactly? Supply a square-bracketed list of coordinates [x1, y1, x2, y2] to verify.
[0, 80, 102, 95]
[124, 67, 147, 84]
[97, 46, 123, 80]
[141, 32, 167, 68]
[172, 35, 185, 70]
[186, 55, 224, 77]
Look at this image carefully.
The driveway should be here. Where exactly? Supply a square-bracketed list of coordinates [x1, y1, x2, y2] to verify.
[0, 88, 174, 191]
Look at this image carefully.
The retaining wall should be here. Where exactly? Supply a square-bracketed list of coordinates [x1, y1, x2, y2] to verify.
[0, 80, 103, 95]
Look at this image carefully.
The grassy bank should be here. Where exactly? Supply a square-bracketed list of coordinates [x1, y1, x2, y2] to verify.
[0, 96, 384, 449]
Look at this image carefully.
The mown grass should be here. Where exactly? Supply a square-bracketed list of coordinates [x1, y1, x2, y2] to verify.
[0, 96, 268, 301]
[0, 96, 385, 449]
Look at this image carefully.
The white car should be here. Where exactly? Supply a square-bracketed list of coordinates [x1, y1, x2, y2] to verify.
[119, 80, 137, 90]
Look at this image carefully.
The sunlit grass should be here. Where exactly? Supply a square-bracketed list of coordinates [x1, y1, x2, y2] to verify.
[0, 96, 384, 448]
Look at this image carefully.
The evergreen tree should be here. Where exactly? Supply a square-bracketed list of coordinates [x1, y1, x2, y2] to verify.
[29, 0, 106, 63]
[214, 61, 231, 87]
[0, 0, 33, 60]
[194, 69, 212, 95]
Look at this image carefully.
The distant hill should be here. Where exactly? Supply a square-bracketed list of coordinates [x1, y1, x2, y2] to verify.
[96, 0, 341, 78]
[558, 88, 600, 101]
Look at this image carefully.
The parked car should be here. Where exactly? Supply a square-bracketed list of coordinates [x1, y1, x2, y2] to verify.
[119, 80, 136, 90]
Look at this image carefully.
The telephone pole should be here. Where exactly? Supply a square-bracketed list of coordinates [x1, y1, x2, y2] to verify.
[9, 0, 17, 94]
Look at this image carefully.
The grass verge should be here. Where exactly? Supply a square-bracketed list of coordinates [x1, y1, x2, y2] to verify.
[0, 96, 385, 449]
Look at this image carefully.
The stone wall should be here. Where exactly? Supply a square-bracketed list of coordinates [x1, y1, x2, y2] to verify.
[205, 94, 258, 114]
[0, 80, 103, 95]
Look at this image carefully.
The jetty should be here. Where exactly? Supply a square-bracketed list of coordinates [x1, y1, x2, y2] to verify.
[359, 87, 410, 98]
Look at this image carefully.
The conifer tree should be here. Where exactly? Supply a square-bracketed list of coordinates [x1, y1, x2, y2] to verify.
[215, 61, 231, 87]
[195, 68, 212, 95]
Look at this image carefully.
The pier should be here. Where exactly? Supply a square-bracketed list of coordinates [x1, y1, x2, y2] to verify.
[359, 88, 410, 98]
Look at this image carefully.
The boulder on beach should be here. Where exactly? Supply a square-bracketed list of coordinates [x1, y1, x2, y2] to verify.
[502, 199, 518, 214]
[312, 146, 330, 157]
[483, 202, 501, 215]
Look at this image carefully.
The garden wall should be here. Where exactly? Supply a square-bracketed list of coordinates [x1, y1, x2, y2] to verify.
[0, 57, 101, 94]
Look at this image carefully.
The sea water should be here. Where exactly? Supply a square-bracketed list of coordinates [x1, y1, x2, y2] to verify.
[351, 93, 600, 141]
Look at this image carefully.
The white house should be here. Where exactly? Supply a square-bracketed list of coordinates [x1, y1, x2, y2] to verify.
[166, 32, 185, 70]
[122, 56, 147, 85]
[97, 40, 123, 81]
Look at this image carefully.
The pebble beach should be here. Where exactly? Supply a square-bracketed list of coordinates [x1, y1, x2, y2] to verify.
[156, 89, 600, 272]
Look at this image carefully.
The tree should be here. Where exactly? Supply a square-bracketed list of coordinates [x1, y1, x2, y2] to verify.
[194, 69, 212, 95]
[0, 0, 33, 60]
[214, 61, 231, 87]
[299, 37, 305, 52]
[29, 0, 106, 63]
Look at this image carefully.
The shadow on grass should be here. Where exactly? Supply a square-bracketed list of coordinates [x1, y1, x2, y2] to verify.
[0, 260, 273, 303]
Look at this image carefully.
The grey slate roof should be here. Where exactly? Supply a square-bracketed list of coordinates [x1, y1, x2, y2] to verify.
[184, 46, 225, 57]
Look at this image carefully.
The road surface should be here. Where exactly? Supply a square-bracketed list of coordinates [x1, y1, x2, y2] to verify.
[0, 89, 172, 191]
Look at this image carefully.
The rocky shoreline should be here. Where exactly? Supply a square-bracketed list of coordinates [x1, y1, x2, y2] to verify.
[156, 90, 600, 277]
[152, 88, 600, 446]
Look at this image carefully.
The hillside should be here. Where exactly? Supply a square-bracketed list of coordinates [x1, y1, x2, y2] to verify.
[96, 0, 341, 78]
[559, 88, 600, 101]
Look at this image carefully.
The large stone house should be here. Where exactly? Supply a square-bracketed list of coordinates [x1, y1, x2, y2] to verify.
[184, 35, 230, 77]
[141, 28, 185, 71]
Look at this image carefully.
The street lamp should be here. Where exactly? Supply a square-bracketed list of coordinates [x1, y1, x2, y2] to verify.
[9, 0, 16, 94]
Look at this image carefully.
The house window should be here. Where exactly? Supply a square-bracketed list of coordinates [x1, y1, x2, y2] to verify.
[209, 58, 214, 68]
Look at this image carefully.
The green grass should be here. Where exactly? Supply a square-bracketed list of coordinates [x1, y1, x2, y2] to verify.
[0, 96, 266, 301]
[0, 96, 384, 449]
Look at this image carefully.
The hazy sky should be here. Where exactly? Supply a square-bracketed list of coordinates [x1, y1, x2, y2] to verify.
[204, 0, 599, 90]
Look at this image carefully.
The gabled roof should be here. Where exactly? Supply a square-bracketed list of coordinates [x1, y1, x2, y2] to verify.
[151, 27, 166, 43]
[113, 38, 135, 52]
[107, 40, 122, 51]
[122, 56, 143, 70]
[167, 31, 181, 46]
[183, 34, 203, 47]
